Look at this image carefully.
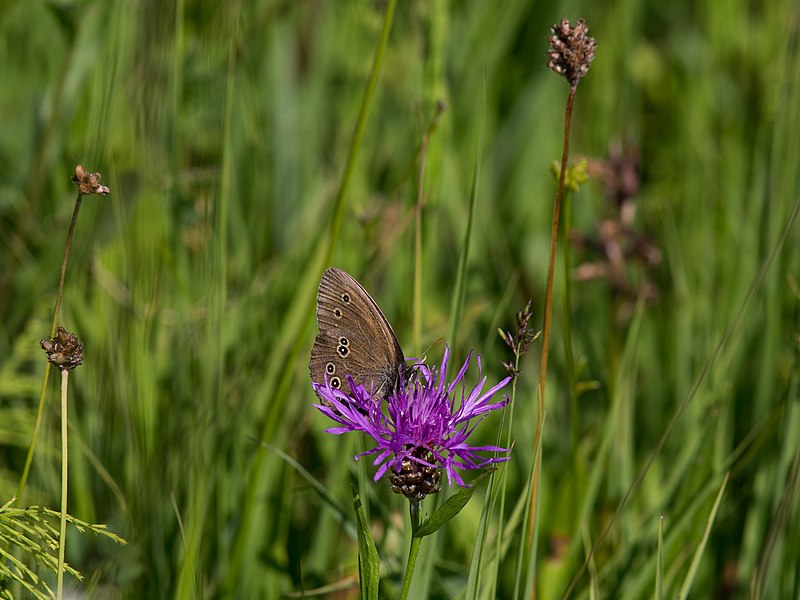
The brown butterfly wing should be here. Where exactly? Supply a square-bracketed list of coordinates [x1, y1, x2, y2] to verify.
[310, 268, 405, 399]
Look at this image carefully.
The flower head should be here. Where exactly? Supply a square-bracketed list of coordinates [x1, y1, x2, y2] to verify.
[40, 326, 84, 371]
[72, 164, 110, 195]
[546, 18, 597, 87]
[312, 346, 511, 499]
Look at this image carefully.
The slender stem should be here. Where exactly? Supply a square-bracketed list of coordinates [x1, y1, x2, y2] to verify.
[412, 102, 445, 353]
[50, 194, 83, 340]
[537, 84, 576, 442]
[561, 189, 578, 455]
[413, 133, 429, 353]
[323, 0, 397, 262]
[226, 2, 397, 589]
[410, 498, 421, 535]
[497, 349, 522, 598]
[56, 368, 69, 599]
[562, 176, 800, 600]
[17, 193, 83, 502]
[400, 500, 423, 600]
[527, 84, 577, 572]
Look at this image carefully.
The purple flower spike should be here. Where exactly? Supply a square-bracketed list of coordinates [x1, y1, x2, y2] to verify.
[312, 346, 512, 499]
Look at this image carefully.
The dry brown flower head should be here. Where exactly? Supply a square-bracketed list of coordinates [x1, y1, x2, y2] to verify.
[72, 164, 110, 195]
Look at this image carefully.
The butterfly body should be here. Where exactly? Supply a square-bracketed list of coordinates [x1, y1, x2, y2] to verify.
[310, 268, 407, 400]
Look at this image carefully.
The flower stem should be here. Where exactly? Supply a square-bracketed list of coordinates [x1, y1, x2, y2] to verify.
[400, 500, 423, 600]
[528, 84, 577, 554]
[57, 368, 69, 599]
[17, 192, 83, 502]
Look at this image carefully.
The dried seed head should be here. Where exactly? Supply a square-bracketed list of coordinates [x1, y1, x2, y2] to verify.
[547, 18, 597, 87]
[40, 326, 84, 371]
[389, 449, 441, 501]
[500, 300, 540, 376]
[72, 164, 110, 195]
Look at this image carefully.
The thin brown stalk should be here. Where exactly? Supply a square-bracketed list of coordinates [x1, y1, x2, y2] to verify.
[16, 192, 83, 502]
[527, 84, 577, 590]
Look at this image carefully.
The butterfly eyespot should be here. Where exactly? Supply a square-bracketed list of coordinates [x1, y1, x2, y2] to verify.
[333, 308, 343, 318]
[341, 293, 351, 303]
[330, 377, 341, 389]
[325, 362, 336, 374]
[339, 337, 349, 347]
[337, 345, 349, 357]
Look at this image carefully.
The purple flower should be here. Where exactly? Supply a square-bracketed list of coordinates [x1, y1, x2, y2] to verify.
[312, 346, 511, 496]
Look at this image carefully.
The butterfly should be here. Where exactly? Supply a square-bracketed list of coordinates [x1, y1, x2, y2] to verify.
[309, 268, 411, 400]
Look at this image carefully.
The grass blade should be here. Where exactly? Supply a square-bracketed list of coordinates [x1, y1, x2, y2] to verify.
[677, 473, 730, 600]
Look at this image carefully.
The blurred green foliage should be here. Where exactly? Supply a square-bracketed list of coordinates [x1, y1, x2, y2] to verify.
[0, 0, 798, 598]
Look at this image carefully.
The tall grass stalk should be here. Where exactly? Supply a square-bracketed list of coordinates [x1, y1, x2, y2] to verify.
[226, 1, 397, 591]
[3, 3, 798, 597]
[529, 27, 598, 594]
[656, 514, 665, 600]
[492, 300, 537, 598]
[677, 472, 729, 599]
[491, 360, 521, 599]
[446, 75, 485, 354]
[56, 369, 69, 599]
[528, 81, 576, 591]
[519, 414, 544, 600]
[16, 192, 83, 502]
[413, 129, 428, 353]
[560, 184, 578, 454]
[563, 194, 800, 597]
[411, 101, 445, 353]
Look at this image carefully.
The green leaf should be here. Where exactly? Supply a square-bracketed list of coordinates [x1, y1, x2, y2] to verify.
[416, 469, 495, 538]
[352, 486, 380, 600]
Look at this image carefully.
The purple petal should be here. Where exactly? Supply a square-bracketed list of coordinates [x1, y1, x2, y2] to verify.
[311, 343, 512, 490]
[447, 350, 472, 395]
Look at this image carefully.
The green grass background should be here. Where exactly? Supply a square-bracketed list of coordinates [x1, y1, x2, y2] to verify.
[1, 0, 799, 598]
